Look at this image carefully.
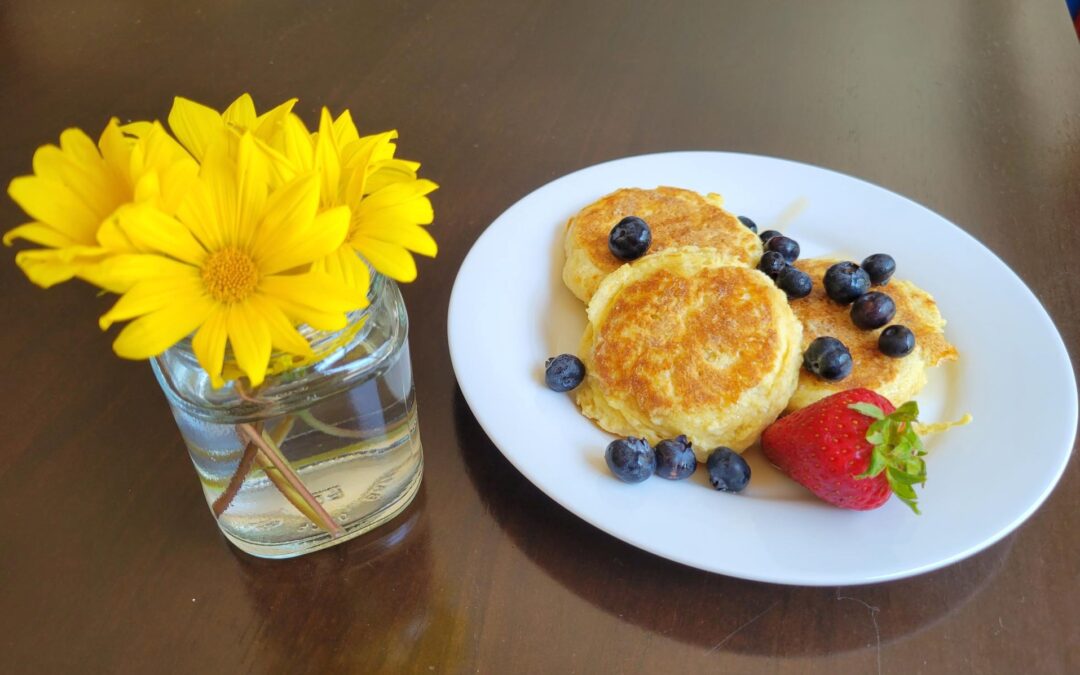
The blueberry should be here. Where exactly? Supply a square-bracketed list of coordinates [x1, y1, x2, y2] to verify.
[737, 215, 758, 233]
[706, 447, 751, 492]
[758, 251, 786, 278]
[544, 354, 585, 392]
[759, 229, 782, 245]
[850, 291, 897, 330]
[605, 437, 656, 483]
[764, 235, 800, 263]
[654, 435, 697, 480]
[861, 253, 896, 286]
[802, 336, 853, 381]
[879, 325, 916, 357]
[608, 216, 652, 261]
[823, 261, 871, 304]
[776, 265, 812, 299]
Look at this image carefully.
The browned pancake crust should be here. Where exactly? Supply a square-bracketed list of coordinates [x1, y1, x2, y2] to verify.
[570, 187, 759, 276]
[592, 266, 783, 414]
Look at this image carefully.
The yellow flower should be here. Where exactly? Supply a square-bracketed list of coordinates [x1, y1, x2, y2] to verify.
[166, 95, 439, 287]
[4, 119, 197, 290]
[315, 109, 440, 282]
[98, 133, 362, 388]
[307, 108, 438, 287]
[168, 93, 294, 160]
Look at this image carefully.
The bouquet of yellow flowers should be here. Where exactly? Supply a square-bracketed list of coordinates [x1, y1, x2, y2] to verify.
[6, 95, 437, 554]
[6, 93, 437, 388]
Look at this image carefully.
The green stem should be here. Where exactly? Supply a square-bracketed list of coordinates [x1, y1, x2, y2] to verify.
[298, 409, 368, 439]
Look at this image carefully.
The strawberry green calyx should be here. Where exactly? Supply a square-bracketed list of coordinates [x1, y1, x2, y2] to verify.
[849, 401, 927, 514]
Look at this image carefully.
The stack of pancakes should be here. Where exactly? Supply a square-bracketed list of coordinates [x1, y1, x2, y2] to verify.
[563, 187, 957, 460]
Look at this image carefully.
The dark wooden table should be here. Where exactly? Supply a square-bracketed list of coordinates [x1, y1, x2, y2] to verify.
[2, 1, 1078, 672]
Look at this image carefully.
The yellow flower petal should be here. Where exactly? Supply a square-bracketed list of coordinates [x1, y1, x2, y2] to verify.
[361, 197, 435, 230]
[276, 115, 314, 174]
[260, 272, 364, 330]
[175, 176, 223, 252]
[234, 133, 269, 248]
[351, 236, 417, 282]
[348, 130, 399, 169]
[12, 248, 96, 288]
[248, 294, 314, 357]
[97, 119, 132, 186]
[3, 222, 79, 248]
[251, 172, 320, 253]
[253, 97, 299, 140]
[313, 245, 371, 297]
[31, 144, 66, 183]
[92, 253, 195, 293]
[251, 135, 299, 188]
[259, 205, 349, 275]
[157, 156, 199, 215]
[169, 96, 228, 161]
[192, 308, 229, 387]
[223, 94, 257, 131]
[365, 160, 420, 194]
[356, 179, 438, 216]
[59, 127, 103, 167]
[199, 140, 240, 243]
[95, 217, 135, 253]
[341, 130, 397, 202]
[132, 171, 161, 204]
[8, 176, 100, 244]
[99, 272, 204, 329]
[331, 109, 360, 148]
[120, 121, 155, 139]
[353, 220, 437, 258]
[226, 301, 272, 386]
[314, 108, 341, 207]
[111, 294, 213, 360]
[116, 205, 207, 265]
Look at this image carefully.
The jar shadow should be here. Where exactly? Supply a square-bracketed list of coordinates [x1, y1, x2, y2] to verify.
[227, 487, 475, 670]
[452, 386, 1012, 658]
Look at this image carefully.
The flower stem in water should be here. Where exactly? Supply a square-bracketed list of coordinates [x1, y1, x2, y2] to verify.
[298, 409, 368, 439]
[237, 422, 345, 538]
[212, 416, 296, 517]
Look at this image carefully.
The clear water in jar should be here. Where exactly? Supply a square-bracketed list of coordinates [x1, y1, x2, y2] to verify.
[173, 342, 423, 558]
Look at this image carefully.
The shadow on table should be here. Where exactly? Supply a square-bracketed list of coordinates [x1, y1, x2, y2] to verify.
[452, 386, 1013, 658]
[226, 486, 474, 670]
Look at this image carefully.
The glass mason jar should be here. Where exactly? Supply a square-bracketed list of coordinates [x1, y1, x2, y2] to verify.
[151, 273, 423, 558]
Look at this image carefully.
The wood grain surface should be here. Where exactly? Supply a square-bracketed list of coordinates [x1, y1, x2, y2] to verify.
[1, 1, 1077, 673]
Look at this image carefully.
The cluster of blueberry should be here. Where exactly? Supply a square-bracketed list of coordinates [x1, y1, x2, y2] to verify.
[604, 436, 751, 492]
[543, 355, 751, 492]
[741, 217, 813, 299]
[804, 255, 917, 381]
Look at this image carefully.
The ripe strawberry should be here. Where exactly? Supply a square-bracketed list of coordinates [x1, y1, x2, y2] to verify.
[761, 388, 927, 513]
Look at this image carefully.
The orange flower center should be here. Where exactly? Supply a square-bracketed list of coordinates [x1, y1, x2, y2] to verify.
[202, 247, 259, 303]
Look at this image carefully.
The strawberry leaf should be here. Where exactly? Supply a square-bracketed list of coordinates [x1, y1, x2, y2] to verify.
[891, 401, 920, 423]
[887, 466, 923, 485]
[854, 399, 929, 514]
[848, 402, 885, 420]
[889, 480, 921, 514]
[856, 448, 887, 478]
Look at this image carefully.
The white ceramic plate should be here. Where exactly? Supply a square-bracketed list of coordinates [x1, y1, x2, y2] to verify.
[447, 152, 1077, 586]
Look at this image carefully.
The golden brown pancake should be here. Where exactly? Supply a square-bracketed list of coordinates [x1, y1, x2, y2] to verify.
[576, 247, 802, 457]
[562, 187, 762, 303]
[787, 258, 958, 410]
